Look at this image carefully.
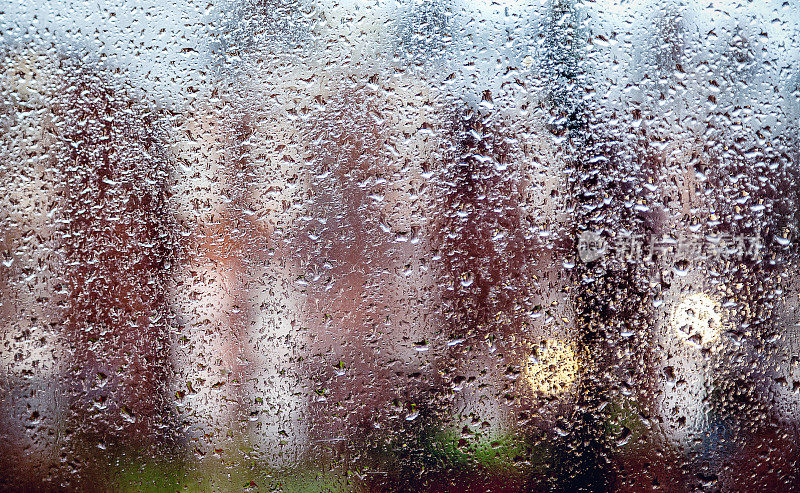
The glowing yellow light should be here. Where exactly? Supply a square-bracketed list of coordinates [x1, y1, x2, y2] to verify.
[670, 293, 722, 347]
[522, 55, 534, 69]
[524, 339, 580, 396]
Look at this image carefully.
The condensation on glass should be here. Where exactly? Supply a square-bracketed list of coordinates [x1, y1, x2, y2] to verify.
[1, 0, 800, 491]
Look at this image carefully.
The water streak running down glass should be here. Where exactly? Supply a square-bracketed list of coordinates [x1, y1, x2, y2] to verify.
[1, 0, 800, 491]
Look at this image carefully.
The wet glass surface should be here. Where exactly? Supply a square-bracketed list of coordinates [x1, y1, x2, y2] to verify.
[2, 1, 800, 491]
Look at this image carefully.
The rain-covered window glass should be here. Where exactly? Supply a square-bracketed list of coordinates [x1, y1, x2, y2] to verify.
[2, 0, 800, 491]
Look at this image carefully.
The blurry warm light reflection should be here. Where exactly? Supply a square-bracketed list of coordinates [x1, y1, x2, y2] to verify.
[670, 293, 723, 347]
[524, 339, 580, 396]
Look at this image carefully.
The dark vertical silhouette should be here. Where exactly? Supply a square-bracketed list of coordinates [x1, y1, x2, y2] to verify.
[53, 61, 176, 485]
